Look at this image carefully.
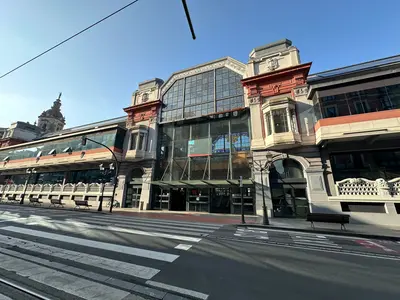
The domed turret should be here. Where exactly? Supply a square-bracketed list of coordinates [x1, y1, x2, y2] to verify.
[37, 93, 66, 134]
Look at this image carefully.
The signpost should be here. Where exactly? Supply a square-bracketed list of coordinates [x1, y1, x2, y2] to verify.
[239, 176, 245, 224]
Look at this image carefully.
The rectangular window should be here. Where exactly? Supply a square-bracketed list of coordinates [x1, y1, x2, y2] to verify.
[130, 133, 138, 150]
[324, 105, 338, 117]
[138, 133, 145, 150]
[354, 100, 369, 114]
[341, 202, 386, 213]
[272, 109, 289, 133]
[265, 112, 272, 136]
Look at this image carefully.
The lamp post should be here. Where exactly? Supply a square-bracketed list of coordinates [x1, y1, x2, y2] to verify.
[20, 168, 36, 205]
[82, 136, 119, 213]
[247, 152, 273, 225]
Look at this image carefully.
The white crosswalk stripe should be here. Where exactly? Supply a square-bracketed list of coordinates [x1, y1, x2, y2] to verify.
[0, 224, 210, 299]
[289, 233, 342, 249]
[233, 228, 269, 240]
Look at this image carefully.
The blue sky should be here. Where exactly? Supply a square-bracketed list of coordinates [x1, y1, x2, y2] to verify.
[1, 0, 400, 128]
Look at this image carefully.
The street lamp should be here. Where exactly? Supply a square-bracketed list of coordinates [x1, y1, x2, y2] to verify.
[81, 136, 119, 213]
[247, 152, 273, 225]
[20, 168, 37, 205]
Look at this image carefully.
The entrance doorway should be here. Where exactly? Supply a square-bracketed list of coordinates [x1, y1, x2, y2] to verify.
[124, 168, 143, 208]
[271, 186, 308, 218]
[170, 188, 186, 211]
[269, 158, 309, 218]
[210, 188, 230, 214]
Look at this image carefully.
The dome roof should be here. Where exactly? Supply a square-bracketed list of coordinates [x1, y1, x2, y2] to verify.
[38, 95, 65, 124]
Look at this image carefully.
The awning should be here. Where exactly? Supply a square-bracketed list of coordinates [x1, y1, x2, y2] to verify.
[151, 179, 254, 188]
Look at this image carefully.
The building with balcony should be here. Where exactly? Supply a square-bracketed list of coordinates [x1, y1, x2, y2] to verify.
[308, 55, 400, 226]
[241, 39, 328, 219]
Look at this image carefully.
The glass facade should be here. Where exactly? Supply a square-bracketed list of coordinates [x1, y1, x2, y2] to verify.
[0, 128, 126, 162]
[330, 149, 400, 181]
[156, 110, 251, 181]
[313, 83, 400, 120]
[161, 67, 244, 122]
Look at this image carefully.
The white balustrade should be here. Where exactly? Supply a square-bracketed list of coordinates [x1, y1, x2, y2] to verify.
[335, 177, 400, 198]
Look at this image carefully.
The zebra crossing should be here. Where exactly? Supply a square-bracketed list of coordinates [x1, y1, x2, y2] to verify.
[288, 232, 342, 249]
[0, 206, 217, 299]
[233, 227, 342, 249]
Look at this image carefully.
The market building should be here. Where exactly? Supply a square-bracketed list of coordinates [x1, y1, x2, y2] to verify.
[1, 39, 399, 226]
[307, 55, 400, 226]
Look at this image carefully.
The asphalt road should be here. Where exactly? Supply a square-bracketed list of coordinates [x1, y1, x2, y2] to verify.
[0, 204, 399, 300]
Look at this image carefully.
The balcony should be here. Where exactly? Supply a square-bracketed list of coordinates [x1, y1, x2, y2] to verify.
[314, 109, 400, 145]
[265, 131, 302, 149]
[261, 97, 302, 150]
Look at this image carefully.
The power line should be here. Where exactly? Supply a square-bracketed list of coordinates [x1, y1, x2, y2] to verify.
[0, 0, 141, 80]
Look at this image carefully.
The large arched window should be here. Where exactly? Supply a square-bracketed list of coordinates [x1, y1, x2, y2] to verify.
[269, 158, 304, 180]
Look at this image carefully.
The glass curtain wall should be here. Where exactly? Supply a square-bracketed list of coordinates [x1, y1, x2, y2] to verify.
[313, 83, 400, 121]
[161, 67, 244, 123]
[156, 111, 251, 182]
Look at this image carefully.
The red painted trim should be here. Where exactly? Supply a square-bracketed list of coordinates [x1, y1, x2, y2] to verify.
[314, 109, 400, 131]
[123, 100, 162, 113]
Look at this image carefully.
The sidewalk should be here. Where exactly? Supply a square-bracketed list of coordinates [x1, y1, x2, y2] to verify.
[240, 218, 400, 241]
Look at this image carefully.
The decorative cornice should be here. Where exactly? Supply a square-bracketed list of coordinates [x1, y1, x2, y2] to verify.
[161, 57, 246, 95]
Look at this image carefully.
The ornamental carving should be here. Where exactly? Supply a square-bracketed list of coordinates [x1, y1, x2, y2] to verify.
[267, 58, 279, 71]
[249, 96, 260, 105]
[161, 57, 246, 94]
[294, 86, 308, 96]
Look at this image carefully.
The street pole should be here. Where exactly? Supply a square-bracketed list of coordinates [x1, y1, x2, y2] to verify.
[240, 176, 245, 224]
[82, 136, 119, 213]
[20, 172, 31, 205]
[259, 166, 269, 225]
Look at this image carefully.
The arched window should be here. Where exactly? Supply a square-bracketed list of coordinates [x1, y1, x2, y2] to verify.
[131, 168, 144, 179]
[269, 158, 304, 180]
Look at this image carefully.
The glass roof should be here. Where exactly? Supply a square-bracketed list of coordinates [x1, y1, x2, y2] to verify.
[308, 55, 400, 82]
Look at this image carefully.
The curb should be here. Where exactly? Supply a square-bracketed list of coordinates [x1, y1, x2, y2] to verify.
[236, 224, 400, 241]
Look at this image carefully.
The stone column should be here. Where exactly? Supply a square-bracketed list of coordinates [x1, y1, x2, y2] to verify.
[286, 107, 292, 132]
[249, 96, 265, 148]
[139, 167, 153, 210]
[269, 111, 275, 134]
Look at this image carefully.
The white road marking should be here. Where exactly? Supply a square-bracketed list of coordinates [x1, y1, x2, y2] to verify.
[294, 241, 342, 248]
[1, 226, 179, 262]
[24, 219, 203, 243]
[83, 214, 222, 228]
[0, 234, 160, 279]
[0, 252, 130, 300]
[219, 237, 400, 261]
[175, 244, 192, 251]
[146, 280, 209, 300]
[77, 217, 215, 233]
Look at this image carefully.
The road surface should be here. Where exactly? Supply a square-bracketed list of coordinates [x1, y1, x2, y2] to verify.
[0, 204, 399, 299]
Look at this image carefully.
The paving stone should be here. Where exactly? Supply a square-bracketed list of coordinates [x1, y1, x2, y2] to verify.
[83, 271, 110, 282]
[163, 294, 192, 300]
[121, 294, 148, 300]
[106, 277, 137, 291]
[131, 284, 166, 299]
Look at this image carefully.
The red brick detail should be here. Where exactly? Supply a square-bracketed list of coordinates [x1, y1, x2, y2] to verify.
[314, 109, 400, 131]
[123, 100, 161, 127]
[241, 62, 312, 98]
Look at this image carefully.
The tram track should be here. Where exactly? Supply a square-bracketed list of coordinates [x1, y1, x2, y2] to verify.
[0, 277, 54, 300]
